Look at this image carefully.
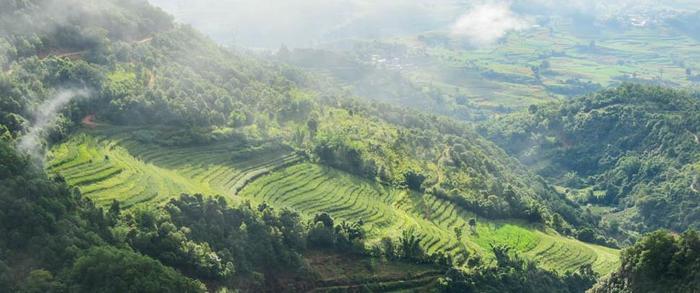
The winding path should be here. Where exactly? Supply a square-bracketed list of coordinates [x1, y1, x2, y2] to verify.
[3, 35, 156, 75]
[81, 114, 97, 128]
[134, 37, 153, 44]
[40, 36, 154, 61]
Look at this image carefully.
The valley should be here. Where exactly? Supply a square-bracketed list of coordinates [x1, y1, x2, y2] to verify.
[1, 0, 698, 292]
[288, 17, 700, 121]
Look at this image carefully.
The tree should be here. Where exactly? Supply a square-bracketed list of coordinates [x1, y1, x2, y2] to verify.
[68, 247, 205, 293]
[307, 118, 318, 138]
[20, 270, 61, 293]
[454, 227, 463, 240]
[380, 237, 396, 260]
[552, 214, 564, 231]
[490, 244, 516, 268]
[308, 222, 335, 248]
[399, 229, 424, 261]
[591, 230, 700, 293]
[528, 104, 539, 115]
[314, 213, 334, 228]
[108, 200, 121, 224]
[404, 170, 426, 191]
[279, 209, 306, 250]
[576, 228, 596, 243]
[468, 218, 477, 234]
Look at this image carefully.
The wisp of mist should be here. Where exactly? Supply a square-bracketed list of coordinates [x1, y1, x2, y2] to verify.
[17, 88, 90, 164]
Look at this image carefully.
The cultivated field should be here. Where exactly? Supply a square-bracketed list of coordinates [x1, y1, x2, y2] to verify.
[240, 163, 619, 274]
[394, 23, 700, 112]
[49, 125, 619, 275]
[48, 126, 301, 207]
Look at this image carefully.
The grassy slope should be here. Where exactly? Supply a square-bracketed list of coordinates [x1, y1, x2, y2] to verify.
[49, 125, 619, 275]
[48, 125, 301, 208]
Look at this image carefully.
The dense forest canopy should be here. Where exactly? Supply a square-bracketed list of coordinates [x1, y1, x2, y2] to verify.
[481, 85, 700, 244]
[590, 230, 700, 293]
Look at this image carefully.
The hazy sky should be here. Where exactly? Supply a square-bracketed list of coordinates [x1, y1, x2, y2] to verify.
[147, 0, 700, 49]
[147, 0, 461, 48]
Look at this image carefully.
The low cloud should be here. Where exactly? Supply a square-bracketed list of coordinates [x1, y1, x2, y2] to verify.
[17, 88, 90, 164]
[451, 2, 532, 46]
[148, 0, 464, 48]
[146, 0, 699, 49]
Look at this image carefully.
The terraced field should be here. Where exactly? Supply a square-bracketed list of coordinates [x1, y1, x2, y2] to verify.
[240, 163, 619, 274]
[49, 125, 618, 275]
[48, 126, 301, 207]
[304, 251, 442, 292]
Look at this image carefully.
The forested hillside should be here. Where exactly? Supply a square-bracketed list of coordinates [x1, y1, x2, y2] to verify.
[4, 0, 683, 292]
[2, 136, 427, 291]
[0, 139, 206, 291]
[590, 230, 700, 293]
[0, 0, 601, 235]
[481, 84, 700, 243]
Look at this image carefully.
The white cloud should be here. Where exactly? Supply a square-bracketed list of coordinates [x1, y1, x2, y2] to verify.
[451, 2, 532, 46]
[17, 89, 90, 164]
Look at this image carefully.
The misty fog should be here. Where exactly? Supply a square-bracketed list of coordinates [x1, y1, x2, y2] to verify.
[18, 89, 90, 164]
[148, 0, 700, 49]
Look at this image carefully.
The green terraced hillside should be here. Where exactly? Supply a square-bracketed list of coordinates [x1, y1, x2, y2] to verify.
[48, 126, 302, 208]
[239, 163, 619, 274]
[48, 126, 619, 275]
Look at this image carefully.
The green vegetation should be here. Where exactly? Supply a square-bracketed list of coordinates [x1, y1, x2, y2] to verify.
[590, 230, 700, 293]
[481, 84, 700, 245]
[47, 127, 619, 276]
[305, 104, 595, 231]
[285, 16, 700, 121]
[439, 245, 598, 293]
[2, 0, 595, 234]
[4, 0, 699, 291]
[67, 246, 205, 293]
[0, 139, 205, 292]
[1, 135, 437, 292]
[240, 162, 618, 274]
[302, 251, 443, 292]
[48, 126, 300, 207]
[123, 194, 309, 289]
